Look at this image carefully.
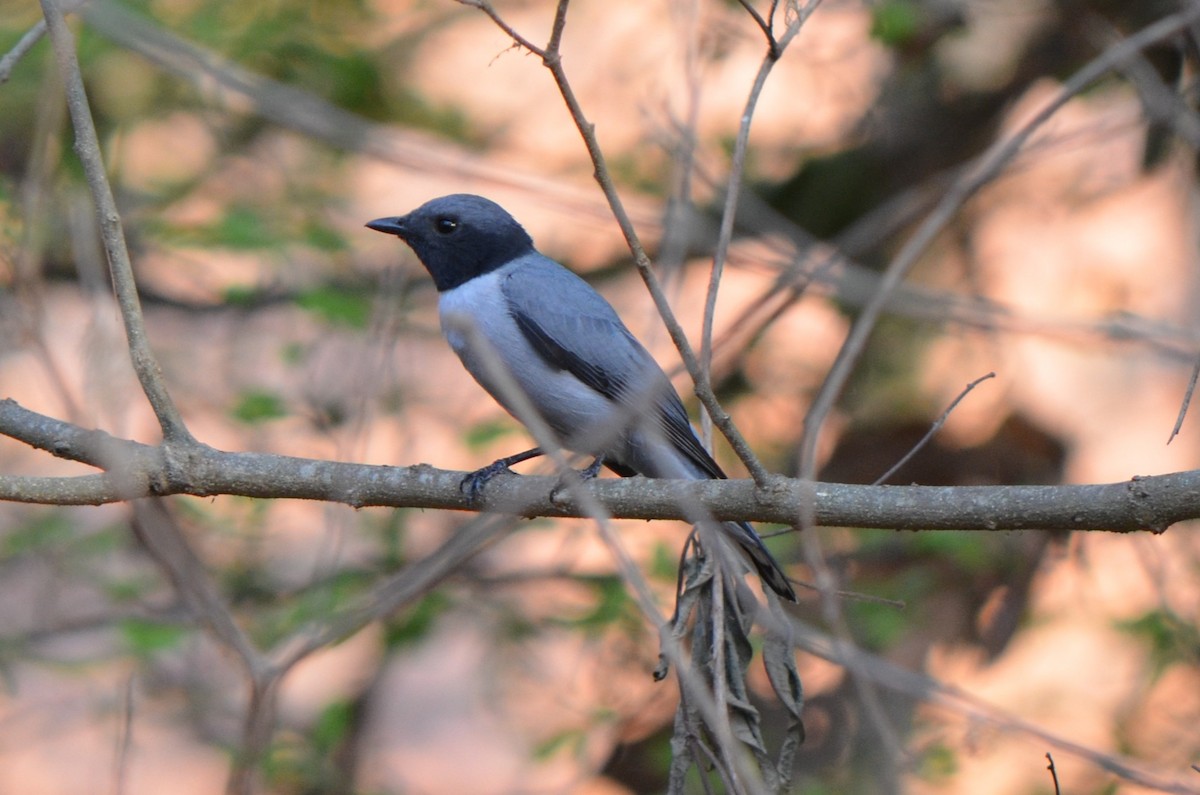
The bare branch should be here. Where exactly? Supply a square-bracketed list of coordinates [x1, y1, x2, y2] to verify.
[459, 0, 772, 485]
[38, 0, 192, 442]
[1170, 356, 1200, 444]
[795, 617, 1200, 795]
[1, 399, 1196, 533]
[699, 1, 818, 472]
[872, 372, 996, 486]
[1046, 753, 1062, 795]
[0, 19, 45, 85]
[798, 2, 1200, 480]
[129, 501, 265, 677]
[457, 0, 546, 56]
[735, 0, 775, 52]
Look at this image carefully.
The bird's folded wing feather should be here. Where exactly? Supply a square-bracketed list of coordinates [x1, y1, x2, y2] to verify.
[501, 256, 727, 481]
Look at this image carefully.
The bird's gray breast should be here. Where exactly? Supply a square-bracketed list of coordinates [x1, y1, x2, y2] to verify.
[437, 266, 617, 446]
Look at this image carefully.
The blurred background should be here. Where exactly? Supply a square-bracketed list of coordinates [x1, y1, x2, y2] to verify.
[1, 0, 1199, 792]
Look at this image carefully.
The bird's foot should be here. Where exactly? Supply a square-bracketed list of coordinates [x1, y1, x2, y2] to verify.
[460, 447, 544, 501]
[459, 460, 517, 501]
[550, 456, 605, 502]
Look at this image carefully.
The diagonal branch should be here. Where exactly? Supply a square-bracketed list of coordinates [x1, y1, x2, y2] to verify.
[39, 0, 194, 444]
[458, 0, 773, 485]
[797, 2, 1200, 480]
[0, 19, 46, 84]
[699, 0, 819, 464]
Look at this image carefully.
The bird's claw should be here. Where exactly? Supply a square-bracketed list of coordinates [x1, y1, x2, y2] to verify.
[460, 447, 545, 502]
[549, 456, 605, 502]
[460, 460, 517, 501]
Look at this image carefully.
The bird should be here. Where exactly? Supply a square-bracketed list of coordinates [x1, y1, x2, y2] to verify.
[367, 194, 796, 602]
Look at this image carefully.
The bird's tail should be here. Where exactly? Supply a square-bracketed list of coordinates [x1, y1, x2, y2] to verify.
[724, 521, 797, 602]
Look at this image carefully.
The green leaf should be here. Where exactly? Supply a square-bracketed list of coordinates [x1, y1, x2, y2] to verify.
[463, 419, 520, 451]
[917, 742, 959, 781]
[563, 577, 636, 635]
[213, 205, 276, 250]
[294, 286, 372, 328]
[532, 728, 585, 761]
[3, 512, 74, 556]
[104, 573, 158, 603]
[1116, 610, 1200, 678]
[232, 389, 288, 423]
[871, 1, 920, 46]
[312, 700, 354, 752]
[302, 221, 348, 252]
[222, 285, 262, 307]
[385, 592, 451, 649]
[648, 540, 680, 582]
[120, 619, 188, 656]
[849, 597, 908, 650]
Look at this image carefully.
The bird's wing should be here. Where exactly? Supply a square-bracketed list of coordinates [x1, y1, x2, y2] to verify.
[501, 256, 727, 480]
[654, 392, 726, 480]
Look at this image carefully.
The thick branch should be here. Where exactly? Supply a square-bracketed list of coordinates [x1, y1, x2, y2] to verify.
[0, 400, 1193, 533]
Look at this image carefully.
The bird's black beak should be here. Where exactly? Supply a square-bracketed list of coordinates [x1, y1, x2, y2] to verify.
[366, 216, 408, 237]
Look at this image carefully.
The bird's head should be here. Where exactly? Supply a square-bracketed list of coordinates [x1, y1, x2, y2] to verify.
[367, 194, 535, 291]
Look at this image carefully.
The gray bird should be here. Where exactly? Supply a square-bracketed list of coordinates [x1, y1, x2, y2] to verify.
[368, 194, 796, 602]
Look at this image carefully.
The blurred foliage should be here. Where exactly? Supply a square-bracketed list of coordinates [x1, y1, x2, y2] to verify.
[294, 284, 374, 328]
[463, 417, 523, 451]
[384, 591, 451, 649]
[559, 575, 640, 636]
[119, 617, 189, 657]
[870, 1, 921, 47]
[231, 389, 289, 423]
[1117, 610, 1200, 680]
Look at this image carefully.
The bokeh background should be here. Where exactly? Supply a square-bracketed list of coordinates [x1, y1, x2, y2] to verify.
[1, 0, 1199, 792]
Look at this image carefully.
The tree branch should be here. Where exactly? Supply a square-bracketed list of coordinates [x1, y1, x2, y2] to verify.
[1, 399, 1194, 533]
[0, 19, 45, 84]
[797, 2, 1200, 479]
[38, 0, 192, 442]
[701, 0, 815, 435]
[458, 0, 773, 485]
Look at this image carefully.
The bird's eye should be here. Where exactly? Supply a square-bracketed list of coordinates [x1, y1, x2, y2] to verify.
[435, 217, 459, 234]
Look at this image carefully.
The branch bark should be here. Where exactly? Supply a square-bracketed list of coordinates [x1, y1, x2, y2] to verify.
[1, 399, 1193, 533]
[38, 0, 192, 442]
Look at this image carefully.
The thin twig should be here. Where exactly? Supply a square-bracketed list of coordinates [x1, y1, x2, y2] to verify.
[736, 0, 776, 51]
[38, 0, 193, 443]
[787, 578, 907, 608]
[0, 19, 45, 84]
[699, 1, 818, 465]
[129, 501, 265, 678]
[872, 372, 997, 486]
[798, 2, 1200, 481]
[793, 617, 1200, 795]
[1046, 752, 1062, 795]
[128, 500, 274, 794]
[458, 0, 545, 56]
[110, 673, 134, 795]
[227, 675, 281, 795]
[457, 0, 772, 486]
[798, 517, 911, 768]
[273, 512, 517, 668]
[1169, 352, 1200, 443]
[439, 318, 770, 794]
[707, 554, 739, 792]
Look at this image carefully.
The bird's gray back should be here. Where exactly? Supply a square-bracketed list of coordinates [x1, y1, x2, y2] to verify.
[500, 255, 725, 480]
